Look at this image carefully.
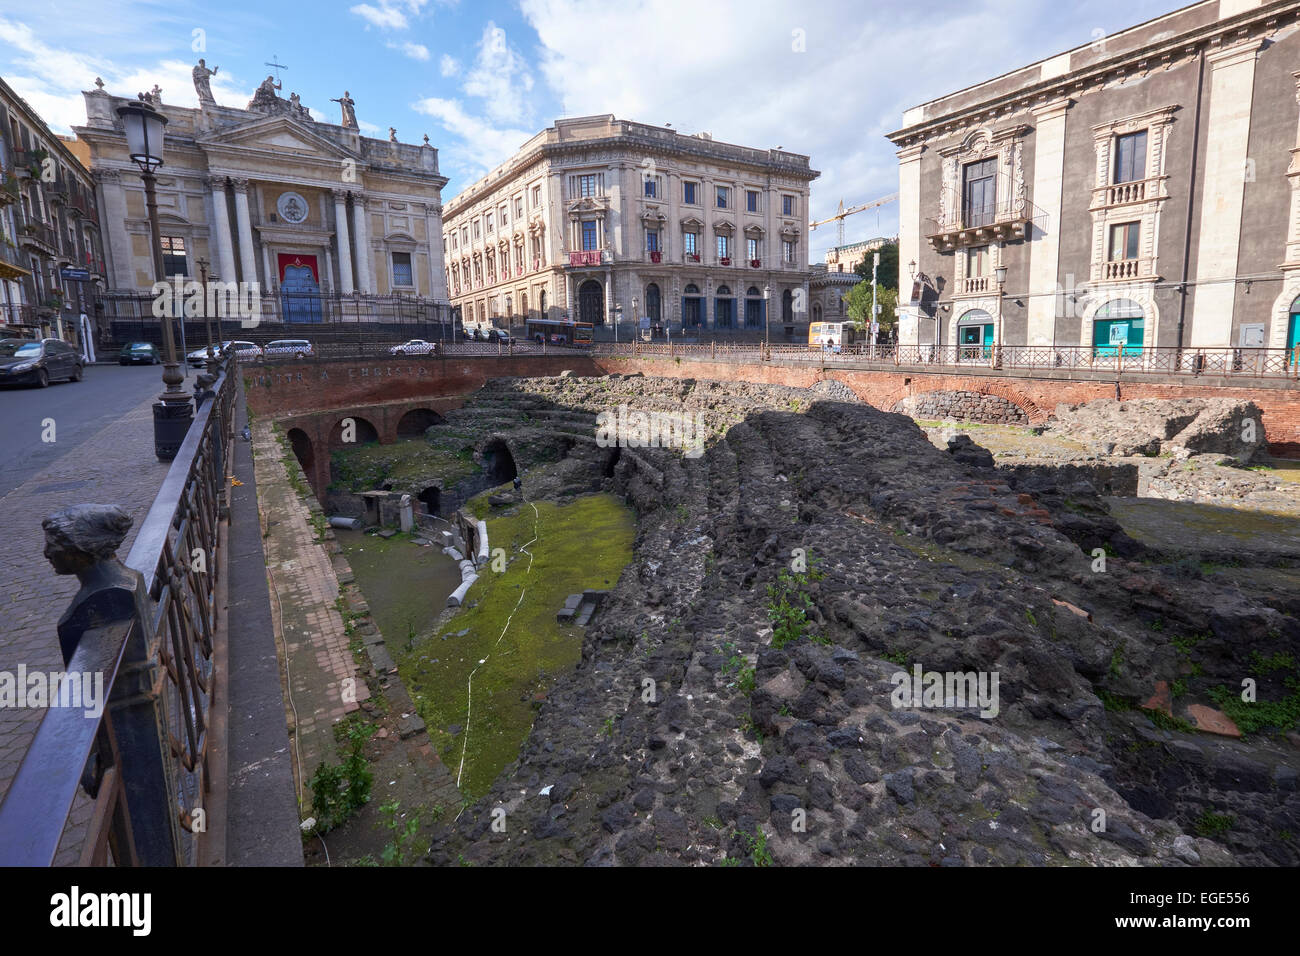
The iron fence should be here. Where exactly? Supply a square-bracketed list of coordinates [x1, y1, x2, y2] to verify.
[596, 340, 1300, 382]
[0, 357, 236, 865]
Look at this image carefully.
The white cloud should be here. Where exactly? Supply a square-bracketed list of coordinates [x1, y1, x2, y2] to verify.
[349, 0, 429, 31]
[412, 96, 532, 173]
[439, 54, 460, 77]
[388, 40, 431, 60]
[461, 21, 534, 125]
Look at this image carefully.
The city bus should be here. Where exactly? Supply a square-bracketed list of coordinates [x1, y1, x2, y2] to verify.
[808, 321, 862, 353]
[525, 317, 594, 347]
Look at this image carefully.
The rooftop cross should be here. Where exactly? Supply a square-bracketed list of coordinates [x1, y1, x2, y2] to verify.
[264, 55, 288, 82]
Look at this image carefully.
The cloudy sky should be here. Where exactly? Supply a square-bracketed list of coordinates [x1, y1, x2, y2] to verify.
[0, 0, 1178, 260]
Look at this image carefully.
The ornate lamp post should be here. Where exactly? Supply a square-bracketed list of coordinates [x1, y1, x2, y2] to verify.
[118, 97, 192, 459]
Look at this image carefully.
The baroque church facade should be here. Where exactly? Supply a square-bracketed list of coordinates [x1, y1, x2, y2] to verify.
[73, 67, 449, 317]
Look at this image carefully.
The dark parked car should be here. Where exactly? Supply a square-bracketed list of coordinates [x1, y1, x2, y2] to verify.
[120, 342, 162, 365]
[0, 338, 83, 387]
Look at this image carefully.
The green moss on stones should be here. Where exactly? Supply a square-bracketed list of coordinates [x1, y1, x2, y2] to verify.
[398, 493, 635, 800]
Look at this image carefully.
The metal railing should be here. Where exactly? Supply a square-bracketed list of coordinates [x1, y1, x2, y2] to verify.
[0, 358, 237, 865]
[595, 340, 1300, 382]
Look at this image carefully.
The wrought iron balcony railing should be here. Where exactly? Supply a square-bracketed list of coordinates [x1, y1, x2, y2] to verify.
[925, 197, 1042, 250]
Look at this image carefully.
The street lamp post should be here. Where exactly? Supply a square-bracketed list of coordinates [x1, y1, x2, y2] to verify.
[763, 283, 771, 358]
[994, 264, 1008, 368]
[197, 257, 219, 375]
[118, 96, 192, 460]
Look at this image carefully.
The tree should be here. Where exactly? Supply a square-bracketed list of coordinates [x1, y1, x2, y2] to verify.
[853, 240, 898, 291]
[843, 282, 898, 336]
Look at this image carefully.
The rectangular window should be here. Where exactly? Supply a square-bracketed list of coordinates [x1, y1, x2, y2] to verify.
[577, 174, 598, 197]
[532, 184, 541, 206]
[515, 197, 524, 218]
[746, 190, 759, 213]
[782, 195, 794, 216]
[684, 231, 698, 256]
[392, 251, 413, 287]
[782, 239, 796, 263]
[644, 178, 657, 198]
[716, 186, 728, 209]
[582, 220, 598, 251]
[963, 158, 997, 227]
[747, 237, 759, 260]
[462, 227, 469, 244]
[966, 245, 989, 276]
[485, 211, 493, 233]
[717, 235, 730, 259]
[500, 204, 508, 226]
[1114, 131, 1148, 185]
[646, 229, 660, 252]
[160, 236, 188, 277]
[683, 181, 698, 205]
[1109, 221, 1140, 260]
[473, 221, 481, 239]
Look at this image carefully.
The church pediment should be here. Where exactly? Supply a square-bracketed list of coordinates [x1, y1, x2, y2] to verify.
[198, 115, 357, 162]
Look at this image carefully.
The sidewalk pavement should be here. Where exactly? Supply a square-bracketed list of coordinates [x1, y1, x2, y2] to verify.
[0, 394, 172, 864]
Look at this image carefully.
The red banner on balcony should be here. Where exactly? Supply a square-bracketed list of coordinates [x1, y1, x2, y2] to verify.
[750, 259, 761, 268]
[719, 257, 731, 266]
[569, 250, 601, 266]
[650, 251, 662, 263]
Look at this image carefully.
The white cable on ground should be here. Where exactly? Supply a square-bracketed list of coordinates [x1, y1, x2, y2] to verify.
[455, 493, 540, 796]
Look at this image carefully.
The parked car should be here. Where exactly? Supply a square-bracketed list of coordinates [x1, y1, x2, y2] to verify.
[0, 338, 83, 387]
[488, 329, 512, 344]
[119, 341, 162, 365]
[228, 341, 263, 362]
[185, 341, 236, 367]
[262, 339, 314, 360]
[388, 339, 440, 355]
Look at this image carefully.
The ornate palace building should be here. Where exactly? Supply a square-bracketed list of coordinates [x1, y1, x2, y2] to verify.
[890, 0, 1300, 360]
[73, 67, 449, 317]
[441, 114, 819, 340]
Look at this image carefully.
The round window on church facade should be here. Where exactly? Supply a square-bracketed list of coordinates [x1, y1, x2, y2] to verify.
[277, 191, 309, 224]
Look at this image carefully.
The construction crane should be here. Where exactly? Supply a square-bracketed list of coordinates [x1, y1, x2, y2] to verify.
[810, 193, 899, 246]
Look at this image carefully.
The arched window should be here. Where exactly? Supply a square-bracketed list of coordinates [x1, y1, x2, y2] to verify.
[715, 285, 735, 329]
[956, 308, 994, 360]
[781, 289, 793, 324]
[1092, 298, 1145, 355]
[539, 289, 547, 317]
[683, 284, 702, 329]
[812, 302, 823, 323]
[747, 286, 761, 297]
[1288, 296, 1300, 366]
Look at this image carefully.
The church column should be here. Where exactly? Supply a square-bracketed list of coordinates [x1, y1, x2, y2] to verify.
[333, 189, 354, 294]
[208, 177, 236, 285]
[231, 178, 258, 286]
[352, 191, 373, 293]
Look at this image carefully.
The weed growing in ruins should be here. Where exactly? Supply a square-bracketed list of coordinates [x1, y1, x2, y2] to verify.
[882, 650, 908, 665]
[1025, 608, 1038, 628]
[309, 511, 329, 542]
[734, 826, 773, 867]
[306, 719, 376, 832]
[1109, 641, 1126, 678]
[1250, 651, 1295, 676]
[1146, 709, 1194, 733]
[1097, 689, 1133, 712]
[1209, 680, 1300, 737]
[377, 800, 432, 866]
[1171, 632, 1209, 656]
[1194, 810, 1235, 838]
[601, 715, 615, 737]
[765, 559, 826, 650]
[736, 666, 756, 695]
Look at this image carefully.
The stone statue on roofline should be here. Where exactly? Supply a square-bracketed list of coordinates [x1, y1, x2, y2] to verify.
[248, 74, 281, 111]
[193, 58, 219, 107]
[331, 91, 357, 130]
